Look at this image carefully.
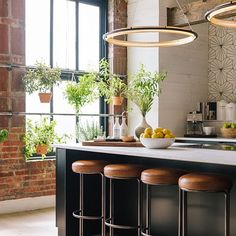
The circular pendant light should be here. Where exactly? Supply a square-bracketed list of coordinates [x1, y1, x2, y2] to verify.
[103, 26, 198, 47]
[205, 1, 236, 28]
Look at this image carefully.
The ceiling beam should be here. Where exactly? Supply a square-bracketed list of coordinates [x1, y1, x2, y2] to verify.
[167, 0, 236, 27]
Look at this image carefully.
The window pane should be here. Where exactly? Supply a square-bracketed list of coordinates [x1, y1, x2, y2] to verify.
[26, 93, 50, 123]
[25, 0, 50, 66]
[53, 82, 76, 142]
[79, 3, 100, 71]
[54, 0, 76, 69]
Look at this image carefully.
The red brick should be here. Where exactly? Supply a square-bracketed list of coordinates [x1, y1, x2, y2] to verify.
[0, 0, 9, 17]
[12, 68, 25, 92]
[11, 0, 25, 20]
[11, 27, 25, 55]
[11, 116, 25, 128]
[0, 24, 8, 53]
[0, 68, 8, 91]
[12, 96, 25, 112]
[2, 146, 18, 152]
[0, 116, 9, 127]
[3, 140, 22, 146]
[0, 97, 8, 111]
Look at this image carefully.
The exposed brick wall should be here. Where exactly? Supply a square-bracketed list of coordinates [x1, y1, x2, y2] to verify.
[0, 0, 127, 201]
[108, 0, 128, 117]
[0, 0, 55, 201]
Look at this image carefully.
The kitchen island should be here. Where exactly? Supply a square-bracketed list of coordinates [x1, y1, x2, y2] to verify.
[55, 143, 236, 236]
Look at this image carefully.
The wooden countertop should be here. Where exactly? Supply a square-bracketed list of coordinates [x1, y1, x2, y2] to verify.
[54, 143, 236, 166]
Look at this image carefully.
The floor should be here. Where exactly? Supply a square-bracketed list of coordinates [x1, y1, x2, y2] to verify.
[0, 208, 57, 236]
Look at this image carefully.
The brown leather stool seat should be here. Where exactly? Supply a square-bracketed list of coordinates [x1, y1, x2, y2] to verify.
[179, 173, 232, 192]
[104, 164, 143, 179]
[141, 168, 186, 185]
[179, 172, 233, 236]
[72, 160, 107, 174]
[104, 163, 142, 234]
[71, 160, 107, 236]
[141, 168, 186, 236]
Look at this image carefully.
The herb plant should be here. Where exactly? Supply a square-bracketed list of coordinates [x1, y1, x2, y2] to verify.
[22, 61, 61, 94]
[23, 118, 69, 159]
[76, 120, 103, 142]
[128, 64, 167, 117]
[64, 73, 98, 113]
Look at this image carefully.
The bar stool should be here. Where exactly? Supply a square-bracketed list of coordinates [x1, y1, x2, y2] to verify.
[141, 168, 186, 236]
[104, 164, 143, 235]
[179, 173, 232, 236]
[72, 160, 107, 236]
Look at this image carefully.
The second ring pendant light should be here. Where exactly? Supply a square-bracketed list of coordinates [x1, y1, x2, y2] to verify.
[103, 0, 198, 47]
[205, 1, 236, 28]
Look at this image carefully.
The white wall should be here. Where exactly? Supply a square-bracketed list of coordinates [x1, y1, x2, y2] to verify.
[127, 0, 209, 136]
[127, 0, 160, 135]
[159, 0, 209, 136]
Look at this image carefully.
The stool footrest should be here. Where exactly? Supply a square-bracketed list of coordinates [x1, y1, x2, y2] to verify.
[141, 229, 152, 236]
[105, 218, 140, 230]
[72, 210, 103, 220]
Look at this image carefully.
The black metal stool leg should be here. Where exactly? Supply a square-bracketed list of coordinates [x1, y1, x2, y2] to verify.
[138, 180, 141, 236]
[109, 178, 114, 236]
[146, 184, 151, 235]
[79, 173, 84, 236]
[178, 188, 183, 236]
[225, 191, 230, 236]
[182, 190, 187, 236]
[101, 174, 106, 236]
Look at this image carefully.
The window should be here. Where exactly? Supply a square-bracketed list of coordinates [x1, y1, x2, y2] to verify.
[25, 0, 108, 144]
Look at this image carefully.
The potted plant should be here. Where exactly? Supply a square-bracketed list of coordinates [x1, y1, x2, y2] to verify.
[22, 61, 61, 103]
[98, 58, 127, 105]
[64, 73, 99, 113]
[128, 64, 167, 138]
[0, 129, 8, 143]
[23, 118, 69, 159]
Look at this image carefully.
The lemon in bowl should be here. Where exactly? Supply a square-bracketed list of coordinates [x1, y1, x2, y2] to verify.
[140, 128, 175, 149]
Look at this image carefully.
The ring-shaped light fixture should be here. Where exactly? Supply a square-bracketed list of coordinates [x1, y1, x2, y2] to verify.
[103, 26, 198, 47]
[205, 1, 236, 28]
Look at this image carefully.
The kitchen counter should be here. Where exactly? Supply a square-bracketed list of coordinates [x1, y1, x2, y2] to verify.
[55, 143, 236, 236]
[176, 137, 236, 143]
[54, 142, 236, 166]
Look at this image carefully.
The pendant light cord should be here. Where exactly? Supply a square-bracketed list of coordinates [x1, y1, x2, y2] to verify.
[175, 0, 193, 31]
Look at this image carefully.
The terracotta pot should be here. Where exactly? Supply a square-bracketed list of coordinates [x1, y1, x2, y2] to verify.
[36, 144, 48, 155]
[112, 96, 124, 106]
[38, 93, 52, 103]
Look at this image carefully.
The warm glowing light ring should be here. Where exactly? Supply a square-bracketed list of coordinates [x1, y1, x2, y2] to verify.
[205, 1, 236, 28]
[103, 26, 198, 47]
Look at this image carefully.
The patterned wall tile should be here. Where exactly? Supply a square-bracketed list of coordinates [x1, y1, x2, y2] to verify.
[208, 17, 236, 103]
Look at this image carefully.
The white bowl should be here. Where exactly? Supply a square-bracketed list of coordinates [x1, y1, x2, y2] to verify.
[140, 137, 175, 149]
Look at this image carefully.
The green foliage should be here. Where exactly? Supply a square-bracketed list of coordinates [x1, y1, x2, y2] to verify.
[64, 73, 99, 112]
[23, 118, 70, 160]
[76, 120, 103, 142]
[97, 59, 128, 103]
[22, 61, 61, 94]
[0, 129, 8, 143]
[128, 64, 167, 116]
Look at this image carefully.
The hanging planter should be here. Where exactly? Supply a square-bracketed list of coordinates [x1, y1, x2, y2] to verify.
[22, 61, 61, 103]
[38, 92, 52, 103]
[112, 96, 124, 106]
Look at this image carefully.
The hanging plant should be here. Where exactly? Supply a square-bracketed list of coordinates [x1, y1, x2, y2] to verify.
[22, 61, 61, 103]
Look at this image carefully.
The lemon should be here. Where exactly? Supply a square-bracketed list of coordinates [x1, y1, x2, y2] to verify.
[170, 134, 176, 138]
[143, 133, 151, 138]
[144, 127, 152, 135]
[163, 129, 171, 135]
[151, 133, 159, 138]
[154, 127, 163, 133]
[156, 132, 164, 138]
[165, 134, 172, 138]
